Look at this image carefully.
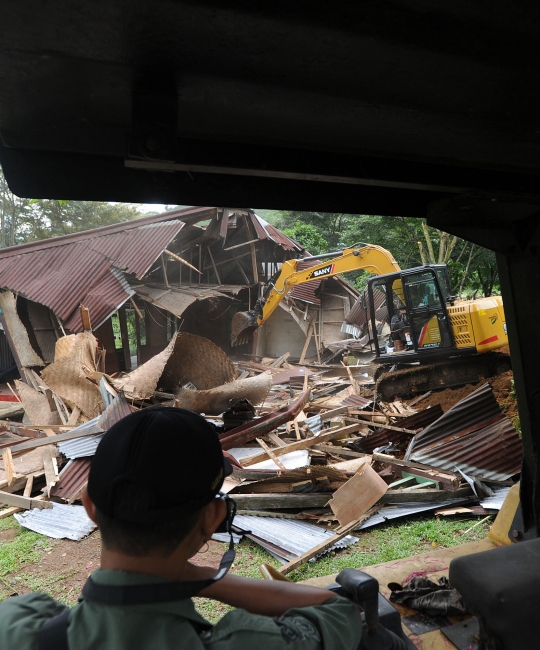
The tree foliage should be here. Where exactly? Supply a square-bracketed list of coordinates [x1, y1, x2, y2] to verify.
[0, 168, 143, 246]
[275, 211, 499, 297]
[283, 222, 328, 255]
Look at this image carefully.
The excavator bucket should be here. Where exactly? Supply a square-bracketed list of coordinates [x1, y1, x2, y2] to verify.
[231, 310, 259, 346]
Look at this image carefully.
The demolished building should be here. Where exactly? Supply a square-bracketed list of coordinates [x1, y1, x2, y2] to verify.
[0, 207, 359, 379]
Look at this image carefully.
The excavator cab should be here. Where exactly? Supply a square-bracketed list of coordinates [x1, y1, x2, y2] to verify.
[368, 265, 455, 363]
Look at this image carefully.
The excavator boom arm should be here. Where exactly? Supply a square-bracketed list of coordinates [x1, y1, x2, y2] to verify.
[231, 244, 400, 345]
[261, 245, 400, 326]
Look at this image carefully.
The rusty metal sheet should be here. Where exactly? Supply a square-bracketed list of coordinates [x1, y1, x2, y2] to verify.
[50, 458, 91, 502]
[251, 214, 304, 252]
[341, 394, 373, 409]
[88, 220, 184, 279]
[220, 389, 311, 450]
[344, 287, 386, 335]
[289, 259, 322, 305]
[0, 214, 186, 333]
[353, 404, 443, 454]
[64, 267, 135, 332]
[407, 383, 522, 481]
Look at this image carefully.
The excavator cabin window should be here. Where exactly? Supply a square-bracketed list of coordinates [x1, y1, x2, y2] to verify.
[368, 267, 454, 357]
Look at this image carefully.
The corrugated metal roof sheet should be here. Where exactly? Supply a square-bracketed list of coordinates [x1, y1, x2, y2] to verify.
[480, 486, 511, 510]
[407, 383, 522, 481]
[344, 287, 386, 335]
[289, 259, 321, 305]
[14, 502, 96, 540]
[357, 498, 472, 530]
[251, 214, 304, 252]
[57, 433, 104, 459]
[98, 391, 132, 430]
[88, 220, 184, 279]
[234, 514, 358, 563]
[0, 218, 184, 332]
[341, 394, 374, 409]
[0, 206, 310, 332]
[352, 405, 443, 454]
[50, 458, 91, 501]
[411, 383, 505, 445]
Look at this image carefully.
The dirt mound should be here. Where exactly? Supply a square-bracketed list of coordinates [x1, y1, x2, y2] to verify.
[407, 368, 516, 417]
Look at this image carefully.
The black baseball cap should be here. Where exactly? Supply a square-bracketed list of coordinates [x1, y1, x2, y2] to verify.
[87, 406, 232, 524]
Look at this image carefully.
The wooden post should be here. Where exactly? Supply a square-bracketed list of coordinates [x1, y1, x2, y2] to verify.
[250, 243, 259, 283]
[118, 306, 132, 371]
[299, 323, 314, 364]
[2, 448, 15, 486]
[80, 305, 92, 331]
[134, 308, 142, 367]
[207, 246, 221, 284]
[161, 254, 170, 288]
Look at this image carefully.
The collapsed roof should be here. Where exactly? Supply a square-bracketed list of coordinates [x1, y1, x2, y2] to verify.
[0, 207, 303, 333]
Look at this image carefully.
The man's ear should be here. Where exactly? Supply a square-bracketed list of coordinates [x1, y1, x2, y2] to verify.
[82, 486, 99, 525]
[200, 498, 227, 539]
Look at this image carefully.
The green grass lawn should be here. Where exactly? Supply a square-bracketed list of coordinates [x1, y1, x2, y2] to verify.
[194, 515, 491, 623]
[0, 511, 492, 624]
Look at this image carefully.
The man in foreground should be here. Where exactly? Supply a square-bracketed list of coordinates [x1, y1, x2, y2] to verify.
[0, 406, 362, 649]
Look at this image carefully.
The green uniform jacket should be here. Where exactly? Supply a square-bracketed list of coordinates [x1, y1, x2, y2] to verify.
[0, 569, 362, 650]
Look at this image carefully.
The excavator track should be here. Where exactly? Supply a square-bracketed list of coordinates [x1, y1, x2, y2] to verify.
[374, 352, 512, 401]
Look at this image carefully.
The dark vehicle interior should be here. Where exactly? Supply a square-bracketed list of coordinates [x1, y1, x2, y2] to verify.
[1, 3, 540, 646]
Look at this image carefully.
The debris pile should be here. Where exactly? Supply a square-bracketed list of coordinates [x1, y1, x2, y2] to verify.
[0, 333, 521, 574]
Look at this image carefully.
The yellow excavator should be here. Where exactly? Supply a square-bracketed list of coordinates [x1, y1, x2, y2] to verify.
[231, 243, 511, 399]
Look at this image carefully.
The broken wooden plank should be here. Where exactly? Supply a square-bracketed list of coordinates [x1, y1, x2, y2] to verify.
[80, 305, 92, 331]
[207, 246, 221, 284]
[223, 238, 260, 252]
[9, 422, 103, 453]
[240, 422, 365, 467]
[255, 438, 287, 470]
[364, 421, 418, 435]
[372, 453, 461, 491]
[379, 487, 473, 503]
[164, 248, 202, 274]
[23, 475, 33, 497]
[408, 391, 432, 407]
[329, 463, 388, 527]
[277, 506, 379, 575]
[231, 493, 331, 509]
[67, 406, 81, 427]
[0, 490, 52, 510]
[299, 323, 314, 365]
[2, 447, 15, 486]
[312, 444, 368, 459]
[267, 432, 286, 448]
[270, 352, 290, 368]
[42, 445, 59, 497]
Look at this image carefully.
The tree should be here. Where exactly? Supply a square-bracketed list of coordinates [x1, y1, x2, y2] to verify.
[0, 166, 144, 245]
[274, 210, 500, 297]
[283, 222, 328, 254]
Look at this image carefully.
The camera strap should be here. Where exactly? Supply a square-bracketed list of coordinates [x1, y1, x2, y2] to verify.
[38, 495, 237, 649]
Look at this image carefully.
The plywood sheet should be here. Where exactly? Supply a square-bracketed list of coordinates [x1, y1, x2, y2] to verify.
[329, 463, 388, 526]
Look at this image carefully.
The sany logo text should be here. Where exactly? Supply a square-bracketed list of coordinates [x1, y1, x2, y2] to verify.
[308, 264, 335, 279]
